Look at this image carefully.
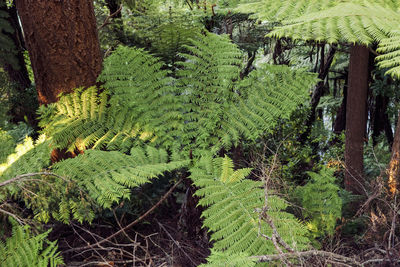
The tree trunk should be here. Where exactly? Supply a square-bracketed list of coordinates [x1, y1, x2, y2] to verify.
[372, 94, 393, 147]
[344, 45, 369, 196]
[15, 0, 102, 104]
[0, 3, 35, 124]
[299, 45, 336, 143]
[333, 76, 347, 134]
[387, 114, 400, 196]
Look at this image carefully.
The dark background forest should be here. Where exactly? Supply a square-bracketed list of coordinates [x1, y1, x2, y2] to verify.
[1, 0, 400, 266]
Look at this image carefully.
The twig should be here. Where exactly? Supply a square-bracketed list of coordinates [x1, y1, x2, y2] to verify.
[65, 178, 183, 253]
[0, 207, 24, 225]
[0, 172, 67, 188]
[98, 4, 123, 30]
[252, 250, 362, 266]
[157, 221, 197, 266]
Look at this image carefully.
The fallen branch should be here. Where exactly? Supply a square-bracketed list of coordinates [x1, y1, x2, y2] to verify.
[65, 178, 183, 253]
[252, 250, 361, 266]
[0, 172, 67, 188]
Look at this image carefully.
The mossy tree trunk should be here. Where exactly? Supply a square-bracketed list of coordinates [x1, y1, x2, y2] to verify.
[344, 45, 369, 196]
[15, 0, 102, 104]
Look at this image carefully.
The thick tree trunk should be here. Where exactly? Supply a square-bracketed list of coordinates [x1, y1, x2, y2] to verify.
[344, 45, 369, 196]
[387, 114, 400, 196]
[15, 0, 102, 104]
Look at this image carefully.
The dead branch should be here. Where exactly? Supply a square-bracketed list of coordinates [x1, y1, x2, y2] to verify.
[252, 250, 361, 266]
[0, 171, 68, 188]
[98, 4, 122, 30]
[65, 178, 183, 253]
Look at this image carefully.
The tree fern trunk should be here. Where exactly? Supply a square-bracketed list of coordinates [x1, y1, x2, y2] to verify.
[15, 0, 102, 104]
[344, 45, 369, 196]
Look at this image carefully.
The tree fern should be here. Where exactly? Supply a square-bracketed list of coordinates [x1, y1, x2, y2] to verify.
[237, 0, 400, 78]
[0, 223, 63, 267]
[190, 156, 310, 258]
[52, 146, 189, 209]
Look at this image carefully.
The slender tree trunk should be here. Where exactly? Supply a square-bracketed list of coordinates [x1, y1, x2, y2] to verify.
[372, 94, 393, 146]
[387, 114, 400, 196]
[333, 77, 347, 134]
[0, 3, 34, 124]
[344, 45, 369, 196]
[299, 45, 336, 143]
[15, 0, 102, 104]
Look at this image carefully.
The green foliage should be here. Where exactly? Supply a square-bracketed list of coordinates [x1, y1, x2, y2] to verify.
[190, 156, 310, 257]
[176, 33, 243, 152]
[0, 3, 17, 69]
[0, 129, 15, 163]
[238, 0, 400, 78]
[39, 86, 156, 153]
[296, 167, 342, 238]
[41, 33, 317, 156]
[53, 146, 189, 209]
[223, 64, 318, 147]
[0, 135, 51, 184]
[0, 223, 63, 267]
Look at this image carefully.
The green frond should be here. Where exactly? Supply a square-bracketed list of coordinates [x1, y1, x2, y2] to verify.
[190, 156, 310, 257]
[52, 146, 189, 209]
[0, 223, 63, 267]
[267, 2, 398, 45]
[236, 0, 337, 23]
[377, 30, 400, 78]
[296, 166, 342, 237]
[176, 33, 243, 153]
[222, 64, 318, 147]
[0, 135, 51, 188]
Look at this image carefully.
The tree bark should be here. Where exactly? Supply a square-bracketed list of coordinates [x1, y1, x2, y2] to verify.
[299, 45, 336, 143]
[344, 45, 369, 196]
[387, 114, 400, 196]
[15, 0, 102, 104]
[372, 94, 393, 147]
[333, 76, 347, 134]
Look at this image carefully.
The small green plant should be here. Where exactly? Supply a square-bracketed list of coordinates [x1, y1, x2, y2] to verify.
[0, 221, 63, 267]
[296, 166, 342, 238]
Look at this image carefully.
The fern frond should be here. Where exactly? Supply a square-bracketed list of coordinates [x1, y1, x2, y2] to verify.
[52, 146, 189, 208]
[190, 156, 310, 256]
[0, 135, 51, 187]
[176, 33, 243, 153]
[0, 223, 63, 267]
[236, 0, 336, 22]
[377, 29, 400, 78]
[267, 2, 398, 45]
[222, 64, 318, 147]
[296, 166, 342, 237]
